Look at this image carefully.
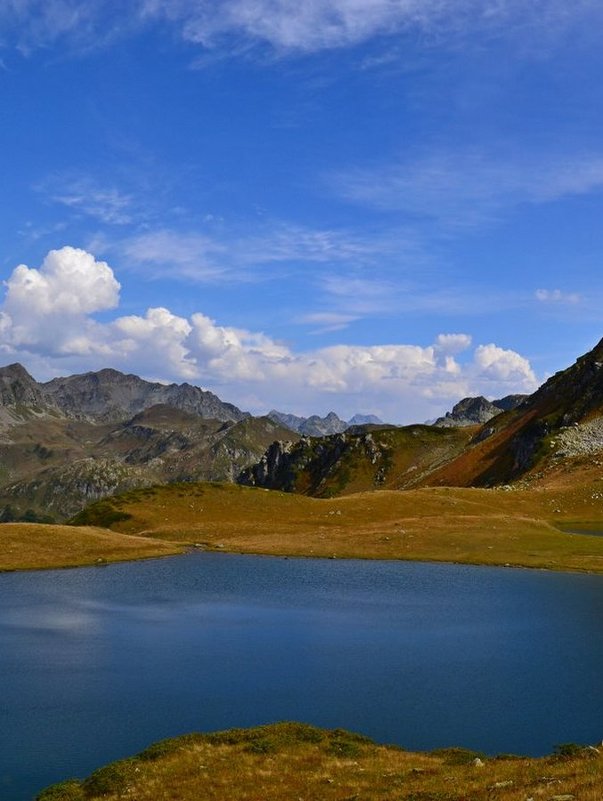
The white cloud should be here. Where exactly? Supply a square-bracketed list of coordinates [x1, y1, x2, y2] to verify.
[298, 312, 360, 333]
[4, 246, 119, 317]
[473, 343, 537, 387]
[535, 288, 581, 305]
[0, 247, 539, 422]
[1, 246, 120, 356]
[435, 333, 472, 355]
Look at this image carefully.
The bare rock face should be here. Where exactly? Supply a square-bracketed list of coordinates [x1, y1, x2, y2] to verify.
[434, 396, 503, 427]
[239, 431, 389, 495]
[433, 394, 528, 428]
[0, 363, 50, 410]
[41, 368, 247, 423]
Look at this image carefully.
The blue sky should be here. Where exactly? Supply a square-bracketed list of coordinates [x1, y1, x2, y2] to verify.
[1, 1, 603, 423]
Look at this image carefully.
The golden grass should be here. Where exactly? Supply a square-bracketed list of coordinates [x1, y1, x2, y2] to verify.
[87, 480, 603, 573]
[0, 522, 182, 571]
[6, 470, 603, 573]
[37, 722, 603, 801]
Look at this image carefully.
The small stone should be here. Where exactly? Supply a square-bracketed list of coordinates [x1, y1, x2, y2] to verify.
[472, 757, 484, 767]
[490, 780, 513, 789]
[549, 795, 575, 801]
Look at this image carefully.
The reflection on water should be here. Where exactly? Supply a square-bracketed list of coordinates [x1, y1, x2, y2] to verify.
[2, 552, 603, 800]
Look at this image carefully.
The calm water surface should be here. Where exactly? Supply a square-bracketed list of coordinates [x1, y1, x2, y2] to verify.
[2, 552, 603, 800]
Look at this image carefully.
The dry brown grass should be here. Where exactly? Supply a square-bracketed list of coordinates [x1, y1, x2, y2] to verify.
[37, 722, 603, 801]
[85, 480, 603, 573]
[0, 522, 182, 571]
[7, 468, 603, 573]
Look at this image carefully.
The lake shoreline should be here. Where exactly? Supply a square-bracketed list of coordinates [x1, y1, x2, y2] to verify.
[5, 526, 603, 575]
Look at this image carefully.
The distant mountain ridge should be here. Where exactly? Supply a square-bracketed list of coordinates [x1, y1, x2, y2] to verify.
[47, 367, 247, 423]
[268, 409, 384, 436]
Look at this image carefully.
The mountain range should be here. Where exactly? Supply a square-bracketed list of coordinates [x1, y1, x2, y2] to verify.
[0, 364, 292, 519]
[1, 337, 603, 518]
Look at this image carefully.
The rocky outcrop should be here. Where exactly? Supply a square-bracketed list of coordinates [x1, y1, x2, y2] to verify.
[239, 431, 388, 494]
[433, 394, 528, 428]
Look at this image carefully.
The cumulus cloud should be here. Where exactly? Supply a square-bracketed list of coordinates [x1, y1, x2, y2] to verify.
[4, 247, 119, 316]
[1, 247, 120, 356]
[473, 343, 537, 387]
[434, 333, 472, 355]
[0, 248, 539, 422]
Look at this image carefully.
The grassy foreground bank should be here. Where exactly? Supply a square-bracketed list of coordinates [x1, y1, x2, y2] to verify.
[37, 721, 602, 801]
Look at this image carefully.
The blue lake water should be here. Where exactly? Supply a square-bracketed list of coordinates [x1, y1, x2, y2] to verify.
[2, 552, 603, 800]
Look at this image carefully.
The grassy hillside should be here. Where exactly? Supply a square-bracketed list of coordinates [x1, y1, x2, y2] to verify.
[423, 338, 603, 488]
[37, 721, 603, 801]
[70, 479, 603, 573]
[0, 410, 296, 520]
[0, 522, 181, 571]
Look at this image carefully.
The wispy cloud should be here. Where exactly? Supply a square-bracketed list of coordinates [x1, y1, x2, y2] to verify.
[331, 150, 603, 227]
[2, 1, 602, 57]
[296, 311, 360, 334]
[0, 0, 129, 54]
[143, 0, 603, 56]
[535, 288, 582, 305]
[42, 176, 135, 225]
[107, 221, 394, 283]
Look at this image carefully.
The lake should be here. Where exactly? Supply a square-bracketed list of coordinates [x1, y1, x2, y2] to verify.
[2, 551, 603, 800]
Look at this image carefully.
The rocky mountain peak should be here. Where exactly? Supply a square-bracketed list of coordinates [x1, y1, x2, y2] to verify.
[0, 362, 48, 409]
[40, 368, 247, 424]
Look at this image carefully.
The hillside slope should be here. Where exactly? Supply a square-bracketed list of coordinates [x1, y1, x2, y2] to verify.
[425, 336, 603, 487]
